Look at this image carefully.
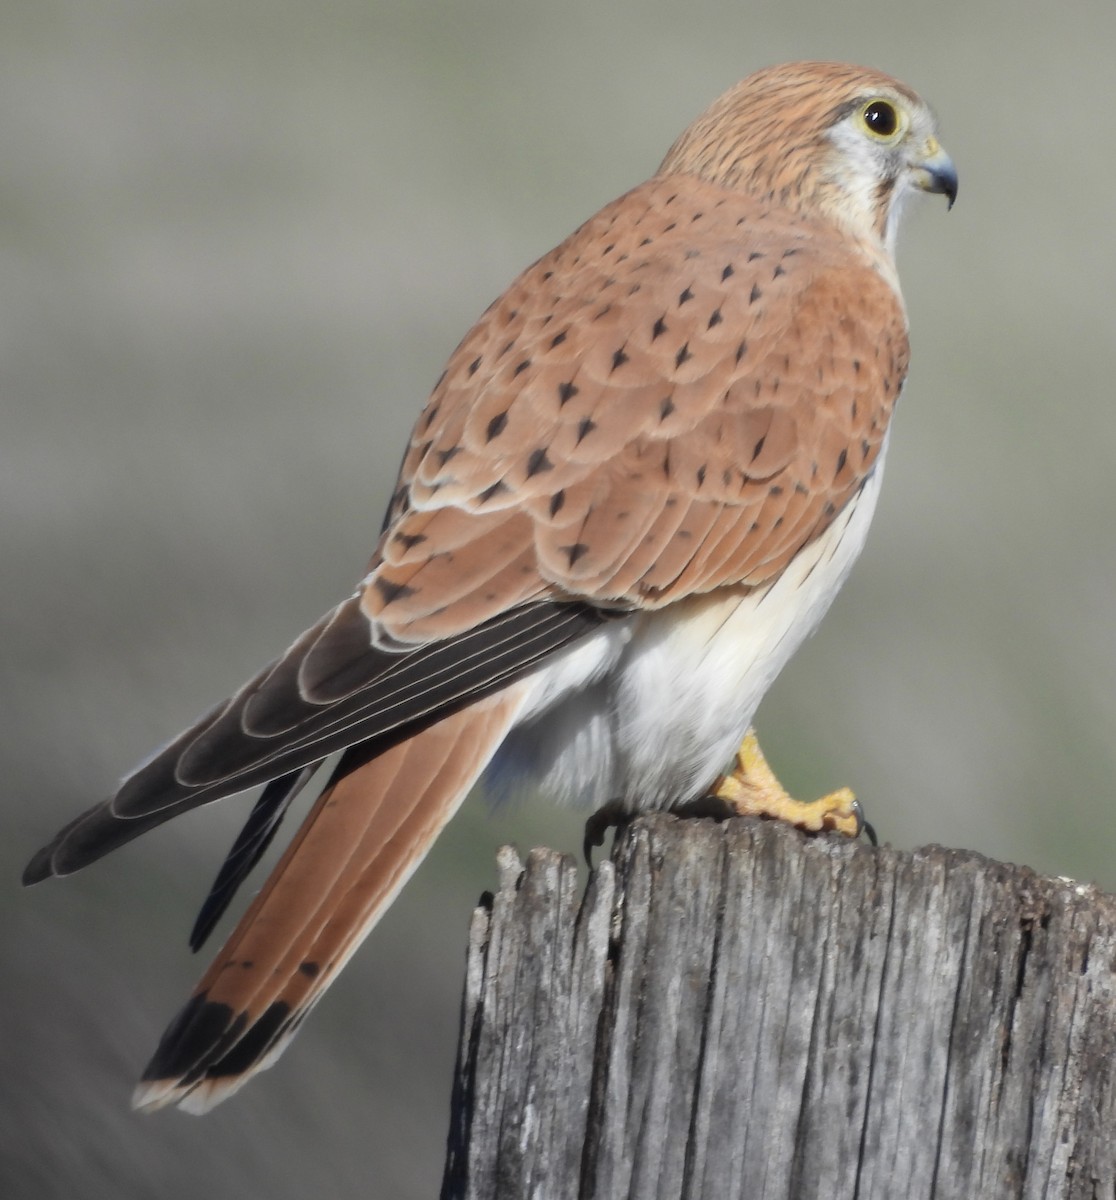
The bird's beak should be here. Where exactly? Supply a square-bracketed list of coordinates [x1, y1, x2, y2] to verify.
[909, 135, 958, 209]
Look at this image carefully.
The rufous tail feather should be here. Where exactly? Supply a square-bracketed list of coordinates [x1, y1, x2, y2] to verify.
[133, 688, 524, 1113]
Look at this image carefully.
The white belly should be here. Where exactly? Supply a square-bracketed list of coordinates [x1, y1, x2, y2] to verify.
[478, 451, 887, 814]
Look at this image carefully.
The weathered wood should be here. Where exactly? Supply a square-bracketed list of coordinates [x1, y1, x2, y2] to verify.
[441, 814, 1116, 1200]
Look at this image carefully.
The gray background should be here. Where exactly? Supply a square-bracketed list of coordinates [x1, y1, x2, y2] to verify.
[4, 1, 1115, 1196]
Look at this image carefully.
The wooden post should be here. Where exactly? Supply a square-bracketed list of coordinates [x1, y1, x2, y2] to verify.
[441, 814, 1116, 1199]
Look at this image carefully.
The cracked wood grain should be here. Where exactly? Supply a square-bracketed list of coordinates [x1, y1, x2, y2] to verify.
[441, 815, 1116, 1200]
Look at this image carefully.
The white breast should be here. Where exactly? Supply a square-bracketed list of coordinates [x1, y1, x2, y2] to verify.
[479, 447, 887, 815]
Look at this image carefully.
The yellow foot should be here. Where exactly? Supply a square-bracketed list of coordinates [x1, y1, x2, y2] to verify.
[711, 729, 876, 844]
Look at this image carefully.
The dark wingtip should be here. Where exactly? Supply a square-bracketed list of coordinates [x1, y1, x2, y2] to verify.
[188, 768, 309, 953]
[22, 843, 57, 886]
[188, 900, 224, 955]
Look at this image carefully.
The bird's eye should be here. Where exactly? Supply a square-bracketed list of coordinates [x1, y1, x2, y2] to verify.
[861, 99, 900, 139]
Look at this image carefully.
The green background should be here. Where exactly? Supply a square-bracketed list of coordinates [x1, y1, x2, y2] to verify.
[5, 1, 1115, 1195]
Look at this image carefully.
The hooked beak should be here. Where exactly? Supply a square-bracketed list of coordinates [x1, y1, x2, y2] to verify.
[909, 135, 958, 209]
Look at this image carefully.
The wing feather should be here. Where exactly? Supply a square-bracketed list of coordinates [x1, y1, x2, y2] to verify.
[26, 172, 907, 887]
[23, 601, 609, 882]
[188, 765, 318, 952]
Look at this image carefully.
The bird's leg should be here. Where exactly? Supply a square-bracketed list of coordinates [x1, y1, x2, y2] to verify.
[583, 798, 630, 865]
[586, 728, 875, 864]
[710, 728, 875, 843]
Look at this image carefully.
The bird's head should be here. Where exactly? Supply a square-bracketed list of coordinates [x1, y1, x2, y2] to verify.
[659, 61, 957, 256]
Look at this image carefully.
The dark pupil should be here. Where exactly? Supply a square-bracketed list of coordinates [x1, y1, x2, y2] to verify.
[864, 102, 897, 135]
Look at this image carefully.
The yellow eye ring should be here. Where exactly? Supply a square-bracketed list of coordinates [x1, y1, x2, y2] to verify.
[860, 98, 902, 140]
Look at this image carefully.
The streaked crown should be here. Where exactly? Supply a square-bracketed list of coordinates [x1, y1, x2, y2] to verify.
[659, 62, 956, 253]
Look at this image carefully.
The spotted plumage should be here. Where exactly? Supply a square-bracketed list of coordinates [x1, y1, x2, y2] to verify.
[24, 61, 956, 1113]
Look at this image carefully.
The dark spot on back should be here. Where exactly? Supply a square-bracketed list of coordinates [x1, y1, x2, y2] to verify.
[478, 480, 509, 504]
[374, 576, 417, 606]
[526, 448, 553, 477]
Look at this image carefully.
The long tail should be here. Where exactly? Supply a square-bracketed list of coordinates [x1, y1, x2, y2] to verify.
[133, 689, 524, 1114]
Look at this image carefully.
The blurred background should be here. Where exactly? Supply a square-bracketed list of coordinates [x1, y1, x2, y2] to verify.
[4, 0, 1115, 1195]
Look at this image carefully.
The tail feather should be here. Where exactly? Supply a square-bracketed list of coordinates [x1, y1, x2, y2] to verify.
[133, 689, 525, 1113]
[189, 764, 319, 952]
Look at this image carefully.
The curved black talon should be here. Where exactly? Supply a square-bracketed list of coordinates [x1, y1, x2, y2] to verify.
[583, 799, 628, 866]
[851, 798, 878, 846]
[675, 792, 738, 823]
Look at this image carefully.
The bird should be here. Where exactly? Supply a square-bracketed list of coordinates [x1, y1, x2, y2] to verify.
[24, 61, 956, 1114]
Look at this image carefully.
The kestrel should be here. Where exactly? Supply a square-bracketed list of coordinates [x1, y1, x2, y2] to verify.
[25, 62, 956, 1113]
